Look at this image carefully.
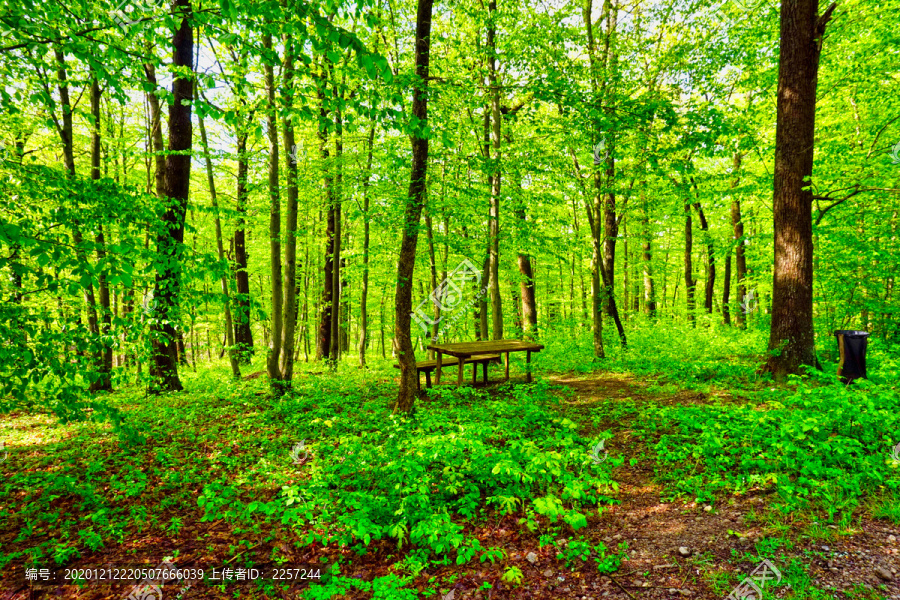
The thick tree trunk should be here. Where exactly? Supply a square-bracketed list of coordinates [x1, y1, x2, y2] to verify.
[263, 33, 283, 388]
[394, 0, 434, 414]
[279, 29, 300, 384]
[233, 129, 254, 362]
[765, 0, 835, 378]
[196, 81, 241, 380]
[149, 0, 193, 392]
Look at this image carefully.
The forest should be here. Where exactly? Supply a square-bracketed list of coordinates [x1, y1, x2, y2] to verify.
[1, 0, 899, 597]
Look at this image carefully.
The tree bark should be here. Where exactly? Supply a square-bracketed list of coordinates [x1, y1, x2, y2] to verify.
[692, 196, 715, 314]
[196, 81, 241, 380]
[764, 0, 835, 378]
[233, 126, 254, 363]
[684, 200, 696, 323]
[263, 33, 284, 388]
[278, 27, 299, 384]
[394, 0, 434, 414]
[731, 152, 747, 328]
[149, 0, 193, 393]
[640, 184, 656, 316]
[90, 72, 113, 391]
[487, 0, 503, 340]
[316, 58, 336, 362]
[359, 121, 376, 367]
[330, 77, 344, 364]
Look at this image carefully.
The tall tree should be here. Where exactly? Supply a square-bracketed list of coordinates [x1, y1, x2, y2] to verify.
[486, 0, 503, 340]
[263, 33, 284, 389]
[90, 71, 113, 391]
[196, 83, 241, 380]
[233, 117, 255, 363]
[394, 0, 434, 414]
[764, 0, 836, 378]
[148, 0, 193, 392]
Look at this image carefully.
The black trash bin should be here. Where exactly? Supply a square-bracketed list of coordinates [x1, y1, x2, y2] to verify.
[834, 330, 869, 383]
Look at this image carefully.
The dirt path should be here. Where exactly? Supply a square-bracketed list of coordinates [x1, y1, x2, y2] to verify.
[542, 372, 900, 600]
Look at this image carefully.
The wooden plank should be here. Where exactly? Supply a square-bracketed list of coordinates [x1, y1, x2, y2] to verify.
[427, 339, 544, 357]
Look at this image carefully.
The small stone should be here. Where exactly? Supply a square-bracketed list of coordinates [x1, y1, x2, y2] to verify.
[677, 546, 692, 558]
[557, 538, 569, 547]
[704, 505, 713, 512]
[822, 545, 830, 552]
[543, 569, 554, 578]
[526, 551, 538, 564]
[889, 535, 897, 543]
[875, 567, 893, 581]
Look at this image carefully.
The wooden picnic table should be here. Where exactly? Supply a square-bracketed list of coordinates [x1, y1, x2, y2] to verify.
[427, 339, 545, 386]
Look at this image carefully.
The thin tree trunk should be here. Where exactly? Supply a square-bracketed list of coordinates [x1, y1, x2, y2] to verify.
[394, 0, 434, 414]
[691, 195, 715, 314]
[263, 33, 283, 388]
[279, 26, 299, 385]
[329, 79, 343, 365]
[731, 152, 747, 328]
[641, 185, 655, 316]
[487, 0, 503, 340]
[196, 81, 241, 380]
[359, 121, 375, 367]
[684, 200, 696, 323]
[316, 59, 336, 361]
[233, 126, 254, 363]
[90, 72, 113, 391]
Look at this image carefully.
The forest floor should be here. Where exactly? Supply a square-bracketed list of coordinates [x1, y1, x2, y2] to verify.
[0, 363, 898, 600]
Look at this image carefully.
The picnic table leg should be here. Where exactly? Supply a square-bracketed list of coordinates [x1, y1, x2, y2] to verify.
[472, 362, 477, 384]
[525, 351, 532, 383]
[482, 361, 488, 384]
[457, 357, 466, 386]
[435, 352, 442, 385]
[504, 352, 510, 381]
[425, 370, 432, 388]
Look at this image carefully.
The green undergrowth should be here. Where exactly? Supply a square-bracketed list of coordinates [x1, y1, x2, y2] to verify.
[0, 362, 621, 598]
[583, 365, 900, 523]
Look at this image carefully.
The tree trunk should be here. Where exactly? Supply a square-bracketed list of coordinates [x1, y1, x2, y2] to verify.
[692, 197, 715, 314]
[278, 27, 299, 385]
[487, 0, 503, 340]
[149, 0, 193, 392]
[516, 206, 538, 336]
[196, 81, 241, 380]
[731, 152, 747, 328]
[641, 185, 655, 316]
[684, 200, 696, 323]
[90, 72, 113, 391]
[394, 0, 434, 414]
[263, 33, 283, 388]
[359, 121, 375, 367]
[316, 59, 336, 362]
[330, 80, 343, 365]
[765, 0, 835, 378]
[233, 128, 254, 363]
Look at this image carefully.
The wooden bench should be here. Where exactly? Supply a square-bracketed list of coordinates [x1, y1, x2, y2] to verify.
[394, 354, 501, 388]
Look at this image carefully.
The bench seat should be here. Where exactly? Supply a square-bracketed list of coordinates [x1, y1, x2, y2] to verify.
[394, 353, 500, 388]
